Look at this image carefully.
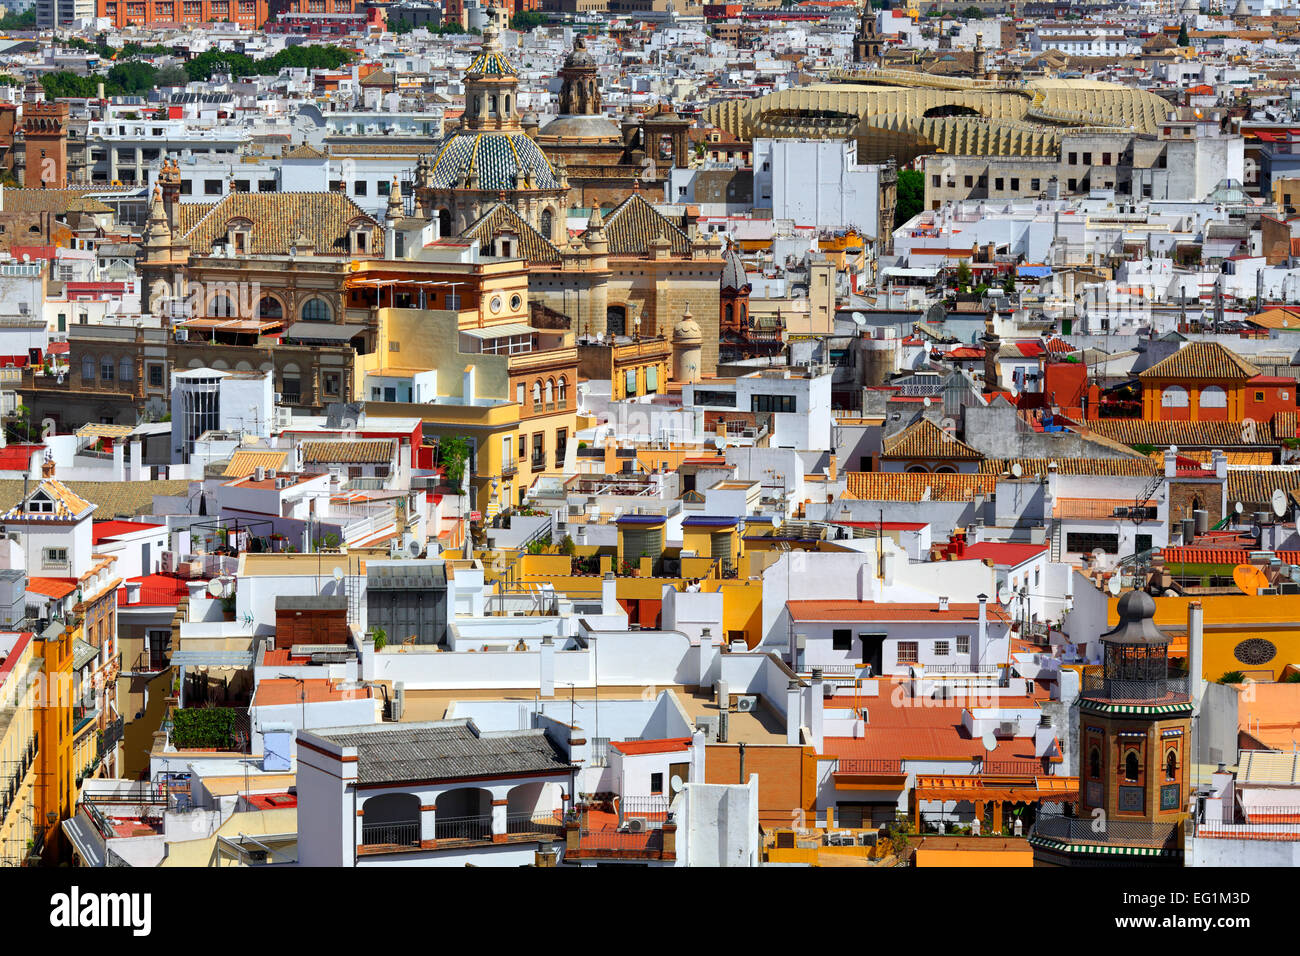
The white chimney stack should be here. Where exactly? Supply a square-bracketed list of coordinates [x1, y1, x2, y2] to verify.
[1188, 601, 1204, 707]
[938, 595, 950, 611]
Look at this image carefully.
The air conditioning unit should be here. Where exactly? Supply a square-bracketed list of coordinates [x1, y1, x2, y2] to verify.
[1024, 679, 1035, 694]
[996, 720, 1017, 737]
[275, 477, 288, 490]
[624, 817, 647, 834]
[736, 695, 759, 713]
[174, 328, 188, 342]
[161, 551, 175, 574]
[717, 709, 730, 743]
[694, 715, 718, 742]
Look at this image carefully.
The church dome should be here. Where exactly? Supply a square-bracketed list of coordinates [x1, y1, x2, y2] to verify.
[564, 36, 596, 68]
[426, 129, 562, 192]
[537, 113, 621, 142]
[721, 245, 751, 291]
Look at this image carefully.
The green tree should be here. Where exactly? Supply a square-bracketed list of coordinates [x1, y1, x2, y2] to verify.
[0, 7, 36, 29]
[1002, 271, 1016, 296]
[389, 16, 414, 33]
[154, 64, 190, 88]
[1219, 671, 1246, 684]
[107, 61, 158, 95]
[439, 436, 471, 488]
[1177, 22, 1189, 45]
[894, 168, 924, 227]
[962, 5, 984, 17]
[510, 10, 546, 29]
[955, 259, 972, 292]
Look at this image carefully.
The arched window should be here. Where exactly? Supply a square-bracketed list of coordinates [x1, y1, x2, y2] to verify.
[558, 377, 568, 407]
[905, 464, 929, 474]
[1161, 385, 1189, 408]
[1200, 385, 1227, 408]
[532, 381, 542, 408]
[100, 356, 115, 381]
[82, 356, 95, 381]
[539, 208, 553, 239]
[1088, 748, 1101, 779]
[119, 357, 134, 382]
[1165, 749, 1178, 782]
[302, 298, 332, 322]
[504, 94, 510, 116]
[437, 209, 452, 238]
[210, 295, 235, 318]
[544, 379, 554, 408]
[724, 303, 733, 325]
[489, 94, 498, 115]
[257, 296, 283, 321]
[1124, 750, 1140, 782]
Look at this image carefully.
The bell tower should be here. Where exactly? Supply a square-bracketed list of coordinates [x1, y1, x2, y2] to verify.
[1030, 590, 1193, 866]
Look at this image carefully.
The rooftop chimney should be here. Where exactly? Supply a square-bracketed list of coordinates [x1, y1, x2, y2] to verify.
[938, 595, 950, 611]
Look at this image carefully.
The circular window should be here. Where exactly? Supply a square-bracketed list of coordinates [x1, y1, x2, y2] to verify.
[510, 294, 522, 311]
[1234, 638, 1277, 666]
[490, 295, 503, 314]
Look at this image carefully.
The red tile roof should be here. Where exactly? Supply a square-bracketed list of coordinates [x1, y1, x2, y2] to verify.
[0, 445, 44, 471]
[242, 792, 298, 810]
[116, 573, 194, 607]
[1161, 547, 1300, 566]
[823, 703, 1040, 762]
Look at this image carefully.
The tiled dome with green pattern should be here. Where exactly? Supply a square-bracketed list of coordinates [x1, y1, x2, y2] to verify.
[427, 129, 562, 192]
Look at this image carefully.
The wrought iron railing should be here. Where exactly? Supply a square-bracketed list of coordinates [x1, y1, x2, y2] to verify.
[434, 814, 492, 843]
[361, 821, 420, 847]
[505, 811, 563, 838]
[837, 758, 904, 775]
[980, 759, 1047, 776]
[1031, 808, 1179, 848]
[1195, 806, 1300, 841]
[1080, 671, 1190, 703]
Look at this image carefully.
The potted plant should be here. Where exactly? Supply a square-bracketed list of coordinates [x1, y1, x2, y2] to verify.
[220, 594, 236, 621]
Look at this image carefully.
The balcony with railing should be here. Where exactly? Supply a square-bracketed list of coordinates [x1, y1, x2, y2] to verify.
[1195, 806, 1300, 842]
[1080, 669, 1190, 705]
[1029, 804, 1181, 851]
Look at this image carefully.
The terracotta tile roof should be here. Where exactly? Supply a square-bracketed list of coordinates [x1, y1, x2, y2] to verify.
[1148, 450, 1273, 467]
[1138, 341, 1260, 380]
[788, 600, 1010, 623]
[461, 201, 561, 264]
[961, 542, 1048, 566]
[0, 187, 135, 218]
[603, 192, 691, 256]
[609, 737, 692, 755]
[843, 472, 996, 502]
[882, 418, 983, 460]
[823, 705, 1039, 763]
[1226, 468, 1300, 508]
[0, 478, 95, 521]
[222, 449, 289, 478]
[175, 201, 217, 236]
[181, 192, 377, 256]
[980, 457, 1159, 477]
[26, 577, 77, 600]
[0, 479, 191, 517]
[300, 439, 395, 464]
[283, 143, 327, 159]
[1244, 307, 1300, 331]
[1087, 419, 1274, 448]
[1274, 411, 1298, 440]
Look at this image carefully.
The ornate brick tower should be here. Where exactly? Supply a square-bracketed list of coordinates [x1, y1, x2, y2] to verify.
[22, 102, 69, 189]
[1030, 590, 1193, 866]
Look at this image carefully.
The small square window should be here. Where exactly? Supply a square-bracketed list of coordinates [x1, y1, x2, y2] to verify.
[934, 641, 949, 657]
[650, 772, 664, 794]
[897, 641, 918, 664]
[832, 629, 852, 651]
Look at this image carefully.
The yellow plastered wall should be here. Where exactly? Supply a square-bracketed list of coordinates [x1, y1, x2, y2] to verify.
[1108, 593, 1300, 681]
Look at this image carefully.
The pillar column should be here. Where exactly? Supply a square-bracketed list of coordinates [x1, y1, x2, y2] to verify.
[993, 801, 1003, 833]
[421, 802, 436, 844]
[491, 798, 508, 843]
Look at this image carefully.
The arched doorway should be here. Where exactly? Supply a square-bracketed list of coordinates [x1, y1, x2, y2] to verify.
[437, 208, 452, 238]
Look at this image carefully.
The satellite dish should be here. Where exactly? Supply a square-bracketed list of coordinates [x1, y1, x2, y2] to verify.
[996, 582, 1011, 606]
[1010, 462, 1023, 478]
[670, 775, 684, 793]
[923, 396, 932, 408]
[207, 579, 225, 598]
[332, 567, 344, 582]
[981, 731, 997, 753]
[1233, 564, 1270, 597]
[1235, 501, 1244, 515]
[1272, 488, 1287, 518]
[1107, 575, 1121, 597]
[403, 533, 423, 557]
